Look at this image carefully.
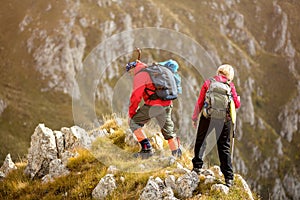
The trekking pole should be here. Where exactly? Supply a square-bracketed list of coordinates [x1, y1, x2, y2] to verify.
[230, 100, 237, 161]
[231, 120, 236, 161]
[136, 47, 141, 60]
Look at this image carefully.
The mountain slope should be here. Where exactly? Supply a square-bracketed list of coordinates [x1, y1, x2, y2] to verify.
[0, 0, 299, 199]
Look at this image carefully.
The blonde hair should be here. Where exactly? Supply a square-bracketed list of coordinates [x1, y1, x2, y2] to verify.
[217, 64, 234, 82]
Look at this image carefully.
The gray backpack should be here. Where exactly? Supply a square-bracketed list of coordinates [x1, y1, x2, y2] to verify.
[140, 63, 178, 101]
[203, 78, 232, 119]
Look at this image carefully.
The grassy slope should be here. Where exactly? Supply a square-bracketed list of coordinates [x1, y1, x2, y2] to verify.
[0, 150, 259, 200]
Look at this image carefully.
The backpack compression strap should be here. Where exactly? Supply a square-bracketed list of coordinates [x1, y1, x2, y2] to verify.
[144, 87, 158, 100]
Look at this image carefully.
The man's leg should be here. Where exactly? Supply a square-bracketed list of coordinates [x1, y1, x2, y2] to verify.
[153, 105, 181, 157]
[130, 105, 153, 159]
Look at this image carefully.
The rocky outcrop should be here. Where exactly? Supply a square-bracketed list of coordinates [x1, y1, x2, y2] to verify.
[241, 77, 255, 126]
[24, 124, 92, 181]
[25, 0, 86, 97]
[272, 2, 289, 53]
[278, 82, 300, 143]
[32, 29, 86, 96]
[24, 124, 58, 179]
[282, 172, 300, 200]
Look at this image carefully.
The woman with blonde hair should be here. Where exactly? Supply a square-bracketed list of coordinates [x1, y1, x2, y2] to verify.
[191, 64, 241, 187]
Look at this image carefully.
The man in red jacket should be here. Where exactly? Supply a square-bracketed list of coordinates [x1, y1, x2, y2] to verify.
[191, 64, 241, 187]
[126, 60, 181, 159]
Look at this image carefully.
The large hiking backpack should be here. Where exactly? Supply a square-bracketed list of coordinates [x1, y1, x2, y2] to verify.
[203, 78, 232, 119]
[140, 63, 178, 101]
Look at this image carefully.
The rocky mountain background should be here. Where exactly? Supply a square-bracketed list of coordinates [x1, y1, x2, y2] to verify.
[0, 0, 299, 199]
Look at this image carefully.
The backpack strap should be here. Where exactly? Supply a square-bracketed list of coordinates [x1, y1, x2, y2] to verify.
[136, 68, 158, 100]
[144, 88, 158, 100]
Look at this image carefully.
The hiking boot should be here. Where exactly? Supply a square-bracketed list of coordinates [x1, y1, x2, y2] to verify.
[133, 149, 153, 159]
[171, 148, 182, 158]
[225, 179, 233, 188]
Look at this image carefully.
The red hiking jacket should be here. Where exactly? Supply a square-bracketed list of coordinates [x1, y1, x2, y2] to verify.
[192, 75, 241, 122]
[129, 62, 172, 118]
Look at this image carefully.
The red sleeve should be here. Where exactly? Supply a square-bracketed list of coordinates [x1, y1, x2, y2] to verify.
[192, 80, 209, 121]
[229, 82, 241, 109]
[129, 70, 147, 118]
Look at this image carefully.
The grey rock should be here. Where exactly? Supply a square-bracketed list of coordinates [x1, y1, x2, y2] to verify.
[211, 166, 223, 177]
[0, 154, 17, 178]
[204, 175, 216, 184]
[79, 17, 88, 28]
[53, 130, 64, 158]
[90, 129, 108, 139]
[165, 175, 176, 191]
[272, 4, 288, 53]
[241, 78, 255, 126]
[201, 169, 215, 177]
[19, 15, 33, 32]
[25, 123, 88, 180]
[140, 176, 179, 200]
[139, 177, 163, 200]
[92, 174, 117, 200]
[25, 124, 58, 179]
[272, 178, 287, 200]
[0, 171, 5, 180]
[0, 99, 7, 116]
[283, 173, 300, 200]
[275, 138, 283, 156]
[60, 127, 79, 150]
[234, 149, 249, 175]
[154, 177, 165, 191]
[175, 171, 199, 199]
[70, 126, 92, 148]
[162, 187, 178, 200]
[278, 81, 300, 143]
[48, 159, 70, 178]
[61, 151, 78, 166]
[42, 159, 70, 183]
[236, 174, 254, 200]
[172, 163, 190, 174]
[107, 165, 118, 174]
[211, 184, 229, 195]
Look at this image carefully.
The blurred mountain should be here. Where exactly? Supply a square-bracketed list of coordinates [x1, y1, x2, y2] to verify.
[0, 0, 299, 199]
